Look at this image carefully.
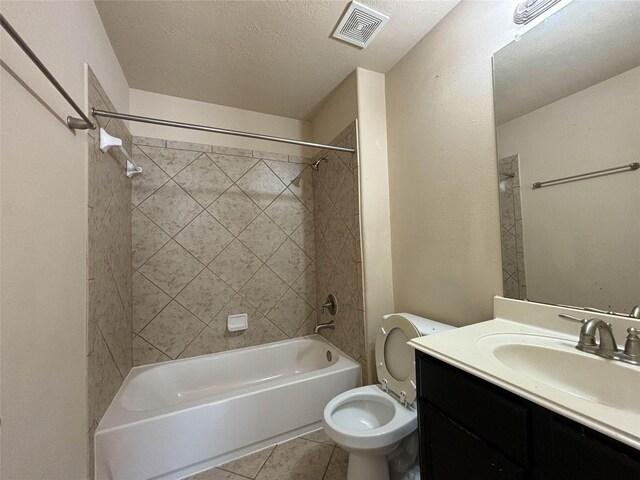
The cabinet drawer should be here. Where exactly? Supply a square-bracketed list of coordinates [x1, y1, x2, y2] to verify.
[417, 352, 529, 465]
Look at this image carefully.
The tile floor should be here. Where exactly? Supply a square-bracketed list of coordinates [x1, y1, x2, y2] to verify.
[187, 429, 347, 480]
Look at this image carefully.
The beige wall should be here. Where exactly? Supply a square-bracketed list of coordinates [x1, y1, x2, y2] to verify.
[130, 89, 313, 157]
[497, 66, 640, 314]
[386, 0, 519, 326]
[311, 72, 358, 145]
[355, 69, 394, 382]
[0, 1, 129, 478]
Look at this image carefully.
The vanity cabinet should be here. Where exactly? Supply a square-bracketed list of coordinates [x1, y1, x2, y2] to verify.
[416, 352, 640, 480]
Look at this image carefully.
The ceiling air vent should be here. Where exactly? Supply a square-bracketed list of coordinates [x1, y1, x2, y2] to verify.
[332, 1, 389, 48]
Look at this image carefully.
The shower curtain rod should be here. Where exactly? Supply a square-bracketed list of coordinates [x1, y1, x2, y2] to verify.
[1, 14, 354, 154]
[91, 109, 356, 154]
[1, 14, 95, 130]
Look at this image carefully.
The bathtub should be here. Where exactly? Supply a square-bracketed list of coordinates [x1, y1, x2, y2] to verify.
[95, 334, 361, 480]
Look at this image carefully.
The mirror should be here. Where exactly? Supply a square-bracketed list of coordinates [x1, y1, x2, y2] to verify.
[493, 0, 640, 316]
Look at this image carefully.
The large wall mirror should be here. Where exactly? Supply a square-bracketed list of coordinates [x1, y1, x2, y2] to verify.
[493, 0, 640, 316]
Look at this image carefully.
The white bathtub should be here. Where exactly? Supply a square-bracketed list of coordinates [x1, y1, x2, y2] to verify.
[95, 335, 361, 480]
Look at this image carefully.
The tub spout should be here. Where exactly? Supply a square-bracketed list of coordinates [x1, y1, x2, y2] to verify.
[314, 320, 335, 333]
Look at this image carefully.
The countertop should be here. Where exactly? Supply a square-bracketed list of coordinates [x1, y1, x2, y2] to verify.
[409, 314, 640, 450]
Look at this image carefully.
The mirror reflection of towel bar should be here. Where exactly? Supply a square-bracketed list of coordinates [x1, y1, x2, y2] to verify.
[532, 162, 639, 189]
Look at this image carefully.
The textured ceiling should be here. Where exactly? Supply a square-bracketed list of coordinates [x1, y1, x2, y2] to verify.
[494, 0, 640, 125]
[95, 0, 459, 120]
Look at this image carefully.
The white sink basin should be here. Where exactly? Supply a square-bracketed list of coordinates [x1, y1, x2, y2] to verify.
[477, 333, 640, 414]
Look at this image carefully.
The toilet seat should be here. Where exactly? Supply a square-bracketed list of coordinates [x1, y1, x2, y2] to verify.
[375, 314, 421, 406]
[323, 385, 417, 452]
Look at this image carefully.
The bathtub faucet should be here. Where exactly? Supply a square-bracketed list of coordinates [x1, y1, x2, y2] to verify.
[314, 320, 335, 334]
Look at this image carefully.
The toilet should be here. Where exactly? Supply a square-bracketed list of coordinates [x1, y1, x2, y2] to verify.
[323, 313, 455, 480]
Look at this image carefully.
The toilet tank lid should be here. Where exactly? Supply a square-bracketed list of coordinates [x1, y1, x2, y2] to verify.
[383, 313, 456, 336]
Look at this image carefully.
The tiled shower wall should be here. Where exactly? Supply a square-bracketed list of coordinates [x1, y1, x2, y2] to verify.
[131, 137, 318, 365]
[499, 154, 527, 299]
[312, 123, 367, 382]
[86, 68, 133, 477]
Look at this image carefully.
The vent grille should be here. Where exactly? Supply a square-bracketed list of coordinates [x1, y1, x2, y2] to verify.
[332, 1, 389, 48]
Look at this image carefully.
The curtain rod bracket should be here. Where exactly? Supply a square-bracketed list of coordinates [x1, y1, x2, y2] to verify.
[67, 116, 94, 130]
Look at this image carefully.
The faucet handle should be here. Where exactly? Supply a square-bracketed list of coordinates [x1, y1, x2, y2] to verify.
[624, 327, 640, 358]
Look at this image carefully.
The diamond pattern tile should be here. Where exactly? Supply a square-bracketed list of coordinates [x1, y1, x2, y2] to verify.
[207, 153, 258, 182]
[267, 239, 312, 284]
[138, 240, 204, 297]
[289, 167, 314, 210]
[139, 301, 205, 359]
[139, 145, 201, 176]
[176, 268, 235, 322]
[238, 213, 287, 262]
[290, 213, 315, 257]
[236, 161, 286, 209]
[138, 180, 202, 236]
[264, 160, 306, 186]
[207, 185, 261, 236]
[174, 211, 234, 264]
[209, 239, 262, 291]
[132, 208, 170, 269]
[268, 289, 313, 337]
[264, 188, 310, 235]
[133, 271, 171, 333]
[130, 136, 334, 368]
[133, 335, 171, 366]
[239, 265, 288, 315]
[174, 155, 233, 207]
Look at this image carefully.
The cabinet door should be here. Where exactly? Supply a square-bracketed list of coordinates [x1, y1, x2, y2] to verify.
[422, 402, 525, 480]
[548, 416, 640, 480]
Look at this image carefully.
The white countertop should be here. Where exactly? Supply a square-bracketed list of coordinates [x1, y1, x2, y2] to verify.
[408, 301, 640, 451]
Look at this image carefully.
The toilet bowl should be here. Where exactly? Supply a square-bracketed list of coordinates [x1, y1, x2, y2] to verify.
[323, 313, 455, 480]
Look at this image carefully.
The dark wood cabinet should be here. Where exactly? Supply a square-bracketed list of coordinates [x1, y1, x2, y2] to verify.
[416, 352, 640, 480]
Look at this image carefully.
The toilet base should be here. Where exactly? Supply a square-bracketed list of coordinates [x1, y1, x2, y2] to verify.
[347, 452, 389, 480]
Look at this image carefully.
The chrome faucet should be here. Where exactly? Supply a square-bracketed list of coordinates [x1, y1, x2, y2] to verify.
[576, 318, 617, 356]
[559, 314, 640, 365]
[314, 321, 335, 333]
[314, 294, 338, 333]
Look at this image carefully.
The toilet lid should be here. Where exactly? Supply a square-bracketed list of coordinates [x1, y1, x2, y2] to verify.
[375, 315, 420, 405]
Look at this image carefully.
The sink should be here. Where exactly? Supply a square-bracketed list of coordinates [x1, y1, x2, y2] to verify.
[477, 333, 640, 414]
